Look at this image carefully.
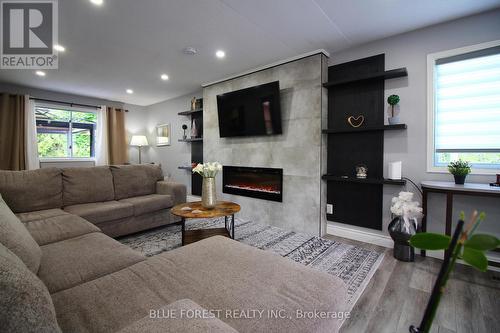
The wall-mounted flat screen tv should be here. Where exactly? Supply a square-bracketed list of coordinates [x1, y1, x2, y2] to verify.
[217, 81, 282, 137]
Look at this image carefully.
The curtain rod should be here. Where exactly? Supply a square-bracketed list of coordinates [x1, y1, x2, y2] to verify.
[29, 97, 129, 112]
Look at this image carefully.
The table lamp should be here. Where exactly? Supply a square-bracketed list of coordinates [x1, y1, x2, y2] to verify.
[130, 135, 149, 164]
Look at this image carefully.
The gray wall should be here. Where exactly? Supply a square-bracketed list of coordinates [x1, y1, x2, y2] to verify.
[142, 92, 202, 189]
[327, 10, 500, 245]
[203, 53, 327, 235]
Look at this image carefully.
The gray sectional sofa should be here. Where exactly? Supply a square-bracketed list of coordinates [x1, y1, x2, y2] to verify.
[0, 165, 348, 333]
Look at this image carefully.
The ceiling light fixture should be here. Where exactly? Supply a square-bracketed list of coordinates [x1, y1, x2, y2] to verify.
[35, 70, 46, 77]
[90, 0, 103, 6]
[160, 74, 169, 81]
[54, 44, 65, 52]
[215, 50, 225, 59]
[126, 89, 134, 94]
[183, 47, 197, 55]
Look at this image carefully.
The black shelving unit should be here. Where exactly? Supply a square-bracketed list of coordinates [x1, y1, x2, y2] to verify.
[178, 102, 203, 196]
[323, 54, 407, 231]
[321, 175, 406, 186]
[178, 137, 203, 142]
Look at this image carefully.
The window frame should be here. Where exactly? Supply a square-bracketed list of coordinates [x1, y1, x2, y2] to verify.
[35, 103, 98, 162]
[426, 39, 500, 175]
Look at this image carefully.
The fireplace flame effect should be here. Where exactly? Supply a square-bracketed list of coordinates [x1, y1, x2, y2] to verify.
[225, 184, 281, 194]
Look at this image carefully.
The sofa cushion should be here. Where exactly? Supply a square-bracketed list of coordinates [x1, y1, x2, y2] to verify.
[119, 194, 173, 216]
[111, 164, 164, 200]
[51, 236, 348, 333]
[38, 232, 145, 293]
[16, 208, 69, 223]
[0, 168, 62, 213]
[0, 194, 41, 274]
[0, 242, 62, 333]
[118, 299, 238, 333]
[62, 166, 115, 206]
[23, 214, 100, 246]
[63, 200, 134, 224]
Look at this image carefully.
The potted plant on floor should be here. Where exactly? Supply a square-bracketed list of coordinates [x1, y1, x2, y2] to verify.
[409, 211, 499, 332]
[447, 160, 471, 185]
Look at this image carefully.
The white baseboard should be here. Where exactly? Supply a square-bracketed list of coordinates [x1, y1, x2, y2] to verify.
[326, 223, 393, 248]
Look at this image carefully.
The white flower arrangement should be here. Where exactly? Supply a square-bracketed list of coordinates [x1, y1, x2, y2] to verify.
[192, 162, 222, 178]
[390, 191, 423, 219]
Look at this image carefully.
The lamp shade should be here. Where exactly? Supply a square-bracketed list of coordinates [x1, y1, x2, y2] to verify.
[130, 135, 149, 147]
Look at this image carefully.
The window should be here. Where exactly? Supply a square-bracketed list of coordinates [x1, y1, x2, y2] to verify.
[35, 106, 97, 159]
[427, 41, 500, 173]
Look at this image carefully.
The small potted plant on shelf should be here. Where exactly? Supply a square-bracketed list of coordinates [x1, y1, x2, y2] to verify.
[387, 94, 400, 125]
[447, 160, 471, 185]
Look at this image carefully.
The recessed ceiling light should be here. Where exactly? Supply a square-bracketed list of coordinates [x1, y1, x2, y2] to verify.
[90, 0, 103, 6]
[35, 70, 46, 77]
[183, 47, 197, 55]
[54, 44, 65, 52]
[160, 74, 169, 81]
[126, 89, 134, 94]
[215, 50, 225, 59]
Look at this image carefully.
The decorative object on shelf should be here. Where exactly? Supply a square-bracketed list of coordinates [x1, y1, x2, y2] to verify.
[195, 98, 203, 110]
[129, 135, 149, 164]
[388, 191, 423, 262]
[387, 94, 400, 125]
[192, 162, 222, 209]
[409, 211, 499, 333]
[388, 161, 402, 180]
[182, 124, 188, 140]
[347, 115, 365, 128]
[190, 97, 197, 110]
[355, 164, 368, 179]
[155, 123, 171, 146]
[190, 118, 198, 138]
[447, 160, 471, 184]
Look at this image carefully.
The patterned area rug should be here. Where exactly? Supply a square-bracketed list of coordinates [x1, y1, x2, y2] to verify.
[118, 218, 384, 306]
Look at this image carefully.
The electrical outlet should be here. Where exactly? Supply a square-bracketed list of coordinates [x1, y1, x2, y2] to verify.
[326, 204, 333, 214]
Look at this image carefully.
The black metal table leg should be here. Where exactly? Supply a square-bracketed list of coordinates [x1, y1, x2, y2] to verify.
[231, 214, 235, 239]
[225, 216, 228, 233]
[181, 217, 185, 246]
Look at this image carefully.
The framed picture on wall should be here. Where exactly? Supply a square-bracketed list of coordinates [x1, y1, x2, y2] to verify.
[156, 123, 171, 146]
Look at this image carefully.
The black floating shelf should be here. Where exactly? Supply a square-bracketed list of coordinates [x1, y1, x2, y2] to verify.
[178, 137, 203, 142]
[323, 68, 407, 87]
[178, 166, 193, 170]
[321, 175, 406, 186]
[178, 108, 203, 116]
[322, 124, 407, 134]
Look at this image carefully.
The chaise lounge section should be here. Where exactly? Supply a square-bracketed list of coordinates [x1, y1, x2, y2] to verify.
[0, 166, 348, 333]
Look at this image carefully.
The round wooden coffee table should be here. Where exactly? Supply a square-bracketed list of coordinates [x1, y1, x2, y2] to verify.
[171, 201, 241, 246]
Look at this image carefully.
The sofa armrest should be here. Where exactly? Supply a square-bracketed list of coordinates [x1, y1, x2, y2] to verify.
[156, 181, 186, 206]
[118, 299, 238, 333]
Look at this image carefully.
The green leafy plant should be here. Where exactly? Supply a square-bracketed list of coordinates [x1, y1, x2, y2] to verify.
[387, 94, 400, 117]
[447, 160, 471, 176]
[410, 211, 499, 332]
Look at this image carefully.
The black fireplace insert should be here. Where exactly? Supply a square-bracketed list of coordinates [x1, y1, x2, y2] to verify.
[223, 166, 283, 202]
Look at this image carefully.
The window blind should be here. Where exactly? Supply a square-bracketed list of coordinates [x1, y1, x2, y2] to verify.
[435, 48, 500, 153]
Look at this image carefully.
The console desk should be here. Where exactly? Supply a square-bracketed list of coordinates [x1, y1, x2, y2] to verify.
[420, 181, 500, 266]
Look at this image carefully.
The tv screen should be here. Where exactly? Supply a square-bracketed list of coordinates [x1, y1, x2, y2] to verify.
[217, 81, 282, 138]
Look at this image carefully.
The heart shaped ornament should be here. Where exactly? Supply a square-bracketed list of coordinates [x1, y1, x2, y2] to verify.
[347, 115, 365, 128]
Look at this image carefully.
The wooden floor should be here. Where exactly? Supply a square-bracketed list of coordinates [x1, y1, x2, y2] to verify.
[323, 234, 500, 333]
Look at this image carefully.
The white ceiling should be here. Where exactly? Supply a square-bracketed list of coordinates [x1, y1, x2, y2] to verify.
[0, 0, 499, 106]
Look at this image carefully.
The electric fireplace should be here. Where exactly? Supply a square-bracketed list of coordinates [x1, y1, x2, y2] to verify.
[223, 166, 283, 202]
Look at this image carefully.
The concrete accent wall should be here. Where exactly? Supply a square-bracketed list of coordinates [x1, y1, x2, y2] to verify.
[203, 53, 327, 235]
[327, 10, 500, 249]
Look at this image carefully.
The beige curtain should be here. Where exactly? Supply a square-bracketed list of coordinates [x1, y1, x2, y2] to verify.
[106, 107, 128, 165]
[0, 93, 26, 170]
